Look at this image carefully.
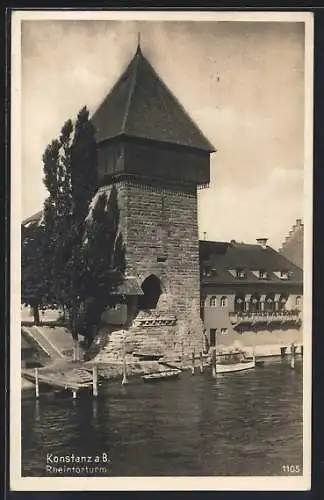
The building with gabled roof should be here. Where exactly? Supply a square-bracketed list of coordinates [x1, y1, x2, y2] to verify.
[22, 210, 43, 229]
[279, 218, 304, 269]
[200, 238, 303, 356]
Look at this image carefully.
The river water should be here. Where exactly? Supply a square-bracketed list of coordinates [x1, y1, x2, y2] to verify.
[21, 357, 303, 477]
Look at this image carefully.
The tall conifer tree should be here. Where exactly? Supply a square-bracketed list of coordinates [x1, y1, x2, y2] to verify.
[27, 105, 126, 345]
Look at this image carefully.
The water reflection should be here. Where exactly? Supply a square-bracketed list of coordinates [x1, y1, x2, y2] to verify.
[22, 357, 303, 477]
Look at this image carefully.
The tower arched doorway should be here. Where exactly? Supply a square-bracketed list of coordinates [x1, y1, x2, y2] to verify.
[138, 274, 163, 310]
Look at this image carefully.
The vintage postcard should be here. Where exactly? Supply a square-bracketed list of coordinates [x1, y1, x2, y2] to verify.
[10, 10, 313, 491]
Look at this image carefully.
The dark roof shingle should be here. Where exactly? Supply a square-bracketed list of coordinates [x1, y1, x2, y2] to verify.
[199, 240, 303, 285]
[91, 46, 215, 152]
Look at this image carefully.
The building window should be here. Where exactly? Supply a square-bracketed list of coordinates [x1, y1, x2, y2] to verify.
[250, 294, 260, 313]
[210, 329, 216, 346]
[265, 295, 275, 312]
[221, 328, 228, 335]
[296, 296, 302, 307]
[220, 296, 228, 307]
[280, 271, 289, 280]
[279, 295, 288, 310]
[259, 270, 268, 279]
[234, 295, 245, 313]
[236, 269, 246, 279]
[209, 296, 217, 307]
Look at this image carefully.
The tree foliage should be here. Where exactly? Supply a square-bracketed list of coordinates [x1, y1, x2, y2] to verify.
[21, 223, 51, 324]
[22, 105, 125, 344]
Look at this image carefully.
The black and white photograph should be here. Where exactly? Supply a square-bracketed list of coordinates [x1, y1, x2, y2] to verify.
[10, 10, 313, 491]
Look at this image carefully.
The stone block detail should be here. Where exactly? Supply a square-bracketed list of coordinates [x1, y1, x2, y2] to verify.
[98, 180, 204, 358]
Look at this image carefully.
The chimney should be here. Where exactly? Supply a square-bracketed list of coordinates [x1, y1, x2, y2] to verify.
[256, 238, 268, 249]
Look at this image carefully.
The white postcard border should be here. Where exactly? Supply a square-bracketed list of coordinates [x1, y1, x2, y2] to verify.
[10, 9, 314, 492]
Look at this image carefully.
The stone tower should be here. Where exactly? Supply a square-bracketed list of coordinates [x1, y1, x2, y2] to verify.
[91, 44, 215, 357]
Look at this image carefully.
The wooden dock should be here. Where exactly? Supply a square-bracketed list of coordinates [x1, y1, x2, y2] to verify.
[22, 365, 97, 398]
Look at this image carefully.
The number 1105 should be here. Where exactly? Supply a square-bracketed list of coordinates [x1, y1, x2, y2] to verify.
[282, 465, 301, 474]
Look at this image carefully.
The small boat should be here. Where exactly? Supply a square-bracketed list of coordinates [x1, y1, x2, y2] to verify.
[142, 369, 182, 383]
[244, 356, 265, 367]
[133, 353, 164, 361]
[215, 350, 256, 374]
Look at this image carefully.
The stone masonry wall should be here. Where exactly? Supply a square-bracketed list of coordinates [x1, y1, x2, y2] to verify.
[113, 180, 204, 356]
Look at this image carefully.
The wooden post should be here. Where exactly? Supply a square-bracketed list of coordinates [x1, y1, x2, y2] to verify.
[199, 351, 204, 374]
[93, 399, 98, 420]
[73, 340, 80, 362]
[92, 366, 98, 397]
[181, 340, 184, 368]
[35, 399, 40, 421]
[72, 390, 77, 399]
[212, 349, 217, 378]
[280, 346, 287, 357]
[122, 356, 128, 385]
[191, 351, 195, 375]
[35, 367, 39, 399]
[290, 342, 295, 369]
[122, 332, 128, 385]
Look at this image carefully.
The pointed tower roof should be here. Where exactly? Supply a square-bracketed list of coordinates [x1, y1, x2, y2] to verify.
[92, 45, 215, 153]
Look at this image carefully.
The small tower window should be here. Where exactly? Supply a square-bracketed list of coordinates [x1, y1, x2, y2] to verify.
[209, 296, 217, 307]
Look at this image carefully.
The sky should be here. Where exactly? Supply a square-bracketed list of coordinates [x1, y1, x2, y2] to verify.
[21, 19, 306, 249]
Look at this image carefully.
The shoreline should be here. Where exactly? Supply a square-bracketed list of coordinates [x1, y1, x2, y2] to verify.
[21, 347, 303, 396]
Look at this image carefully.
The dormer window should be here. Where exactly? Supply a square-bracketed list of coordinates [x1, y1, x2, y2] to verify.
[259, 270, 268, 280]
[236, 269, 246, 279]
[202, 266, 217, 278]
[280, 271, 289, 280]
[202, 267, 212, 278]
